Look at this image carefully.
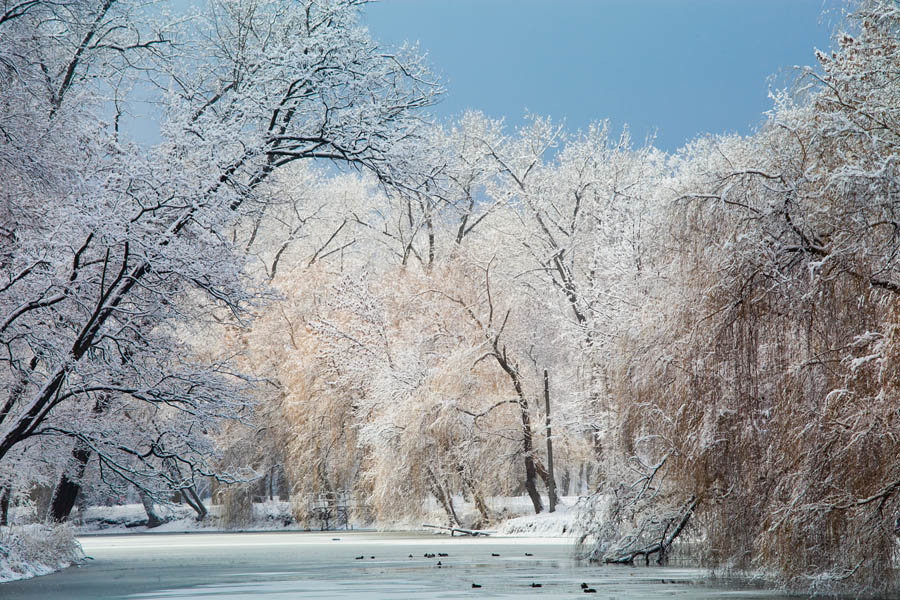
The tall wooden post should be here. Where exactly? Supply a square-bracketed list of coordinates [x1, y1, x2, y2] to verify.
[544, 369, 557, 512]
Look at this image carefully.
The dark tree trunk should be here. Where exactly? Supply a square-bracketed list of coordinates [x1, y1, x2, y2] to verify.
[49, 444, 91, 522]
[518, 391, 544, 514]
[523, 449, 543, 514]
[535, 458, 558, 512]
[48, 395, 108, 522]
[0, 486, 10, 526]
[543, 369, 558, 512]
[492, 342, 543, 514]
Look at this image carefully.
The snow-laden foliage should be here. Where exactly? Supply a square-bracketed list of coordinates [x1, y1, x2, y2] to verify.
[233, 255, 588, 528]
[0, 524, 84, 582]
[0, 0, 437, 516]
[226, 113, 657, 528]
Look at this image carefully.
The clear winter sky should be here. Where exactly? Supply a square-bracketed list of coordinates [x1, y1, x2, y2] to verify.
[361, 0, 844, 153]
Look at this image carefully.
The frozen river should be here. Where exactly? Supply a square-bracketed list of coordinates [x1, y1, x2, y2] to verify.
[2, 531, 792, 599]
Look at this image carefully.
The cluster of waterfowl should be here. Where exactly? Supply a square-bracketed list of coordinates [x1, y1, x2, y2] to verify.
[349, 549, 600, 592]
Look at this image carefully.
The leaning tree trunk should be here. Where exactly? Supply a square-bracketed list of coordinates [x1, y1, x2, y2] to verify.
[457, 465, 492, 525]
[605, 496, 699, 566]
[48, 395, 108, 522]
[49, 442, 91, 522]
[426, 468, 461, 527]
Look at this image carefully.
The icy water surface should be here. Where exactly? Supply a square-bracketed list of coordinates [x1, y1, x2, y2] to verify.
[2, 531, 793, 599]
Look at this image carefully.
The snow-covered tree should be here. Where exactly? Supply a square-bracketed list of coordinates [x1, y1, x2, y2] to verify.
[0, 0, 438, 516]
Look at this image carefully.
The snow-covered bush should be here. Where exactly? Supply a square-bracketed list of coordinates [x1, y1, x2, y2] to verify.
[0, 524, 84, 582]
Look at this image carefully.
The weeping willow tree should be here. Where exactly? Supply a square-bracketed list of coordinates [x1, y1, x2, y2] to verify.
[586, 2, 900, 594]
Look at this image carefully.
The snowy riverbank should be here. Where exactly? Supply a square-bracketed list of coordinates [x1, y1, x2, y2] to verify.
[65, 494, 586, 536]
[0, 524, 85, 583]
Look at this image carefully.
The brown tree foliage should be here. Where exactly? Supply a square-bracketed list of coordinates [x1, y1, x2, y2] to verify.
[590, 2, 900, 593]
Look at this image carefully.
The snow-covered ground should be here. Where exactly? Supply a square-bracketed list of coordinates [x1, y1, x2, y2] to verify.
[495, 503, 581, 537]
[65, 494, 587, 536]
[69, 499, 296, 534]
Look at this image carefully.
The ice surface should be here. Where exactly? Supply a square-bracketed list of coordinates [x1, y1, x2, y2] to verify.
[2, 531, 794, 599]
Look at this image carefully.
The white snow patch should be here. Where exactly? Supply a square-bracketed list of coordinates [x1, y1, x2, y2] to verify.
[495, 499, 582, 537]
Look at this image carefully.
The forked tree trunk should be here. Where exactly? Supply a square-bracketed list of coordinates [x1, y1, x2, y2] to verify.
[426, 468, 461, 527]
[181, 485, 208, 521]
[517, 396, 544, 514]
[523, 450, 543, 514]
[140, 491, 164, 528]
[535, 458, 558, 512]
[166, 459, 207, 521]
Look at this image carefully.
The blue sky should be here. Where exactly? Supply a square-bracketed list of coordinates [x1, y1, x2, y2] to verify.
[362, 0, 843, 152]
